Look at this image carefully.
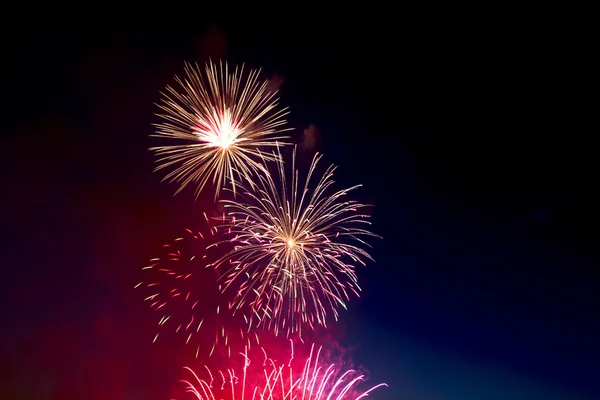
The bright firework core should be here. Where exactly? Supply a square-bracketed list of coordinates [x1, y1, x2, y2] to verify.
[194, 109, 242, 149]
[151, 60, 292, 199]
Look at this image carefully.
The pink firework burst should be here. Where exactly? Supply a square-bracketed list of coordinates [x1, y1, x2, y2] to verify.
[175, 342, 387, 400]
[135, 213, 257, 358]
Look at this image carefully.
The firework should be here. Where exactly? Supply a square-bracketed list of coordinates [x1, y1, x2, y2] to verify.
[212, 147, 379, 337]
[151, 60, 292, 199]
[177, 343, 387, 399]
[135, 214, 256, 358]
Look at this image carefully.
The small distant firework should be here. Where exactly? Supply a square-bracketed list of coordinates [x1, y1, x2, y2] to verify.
[135, 214, 255, 358]
[213, 147, 379, 337]
[177, 343, 387, 399]
[151, 60, 292, 199]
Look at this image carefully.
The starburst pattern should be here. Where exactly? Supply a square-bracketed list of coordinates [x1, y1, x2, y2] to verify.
[151, 60, 292, 199]
[213, 147, 379, 337]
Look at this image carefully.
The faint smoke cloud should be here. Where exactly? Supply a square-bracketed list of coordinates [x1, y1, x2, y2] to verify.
[300, 123, 321, 152]
[266, 73, 285, 94]
[198, 25, 227, 60]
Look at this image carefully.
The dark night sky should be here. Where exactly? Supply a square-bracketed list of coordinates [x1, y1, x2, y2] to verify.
[2, 15, 597, 400]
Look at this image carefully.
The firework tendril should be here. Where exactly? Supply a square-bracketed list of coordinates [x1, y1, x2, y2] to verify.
[135, 213, 257, 358]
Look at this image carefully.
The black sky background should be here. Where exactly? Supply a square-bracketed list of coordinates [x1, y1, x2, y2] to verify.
[1, 15, 597, 400]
